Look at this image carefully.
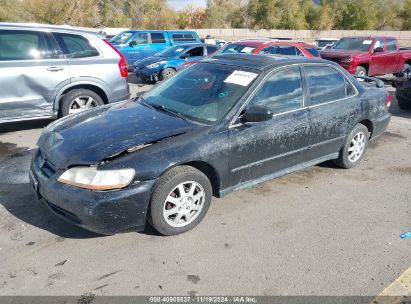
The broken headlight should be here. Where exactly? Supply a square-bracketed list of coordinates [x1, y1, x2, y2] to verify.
[58, 167, 135, 190]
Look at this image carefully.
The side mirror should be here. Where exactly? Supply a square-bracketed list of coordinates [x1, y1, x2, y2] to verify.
[374, 47, 384, 53]
[129, 41, 137, 47]
[241, 106, 273, 123]
[180, 53, 190, 59]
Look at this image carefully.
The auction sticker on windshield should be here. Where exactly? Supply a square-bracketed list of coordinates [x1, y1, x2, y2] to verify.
[224, 70, 258, 86]
[363, 40, 373, 44]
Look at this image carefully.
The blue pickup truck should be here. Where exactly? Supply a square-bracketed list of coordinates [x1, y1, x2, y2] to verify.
[109, 30, 201, 67]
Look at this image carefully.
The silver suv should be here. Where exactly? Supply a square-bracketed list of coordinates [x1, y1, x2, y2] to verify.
[0, 23, 130, 123]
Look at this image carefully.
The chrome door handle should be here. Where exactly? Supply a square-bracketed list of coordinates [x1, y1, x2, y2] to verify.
[47, 67, 64, 72]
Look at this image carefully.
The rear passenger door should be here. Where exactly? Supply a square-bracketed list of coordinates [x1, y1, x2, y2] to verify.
[0, 29, 70, 122]
[228, 66, 310, 187]
[303, 64, 359, 161]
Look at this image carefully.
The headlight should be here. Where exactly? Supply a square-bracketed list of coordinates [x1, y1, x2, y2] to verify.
[147, 61, 167, 69]
[341, 57, 352, 63]
[58, 167, 135, 190]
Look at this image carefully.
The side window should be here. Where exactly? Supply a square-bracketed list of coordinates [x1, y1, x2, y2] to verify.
[258, 46, 276, 54]
[0, 30, 44, 60]
[53, 33, 99, 58]
[151, 33, 166, 44]
[387, 39, 397, 52]
[373, 39, 385, 51]
[206, 45, 218, 54]
[304, 47, 320, 57]
[172, 33, 196, 42]
[305, 65, 347, 105]
[295, 47, 302, 56]
[345, 79, 356, 97]
[131, 33, 149, 44]
[248, 66, 304, 114]
[276, 46, 298, 56]
[185, 47, 204, 57]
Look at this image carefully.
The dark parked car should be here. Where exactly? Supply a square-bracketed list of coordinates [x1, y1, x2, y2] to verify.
[30, 54, 391, 236]
[393, 67, 411, 110]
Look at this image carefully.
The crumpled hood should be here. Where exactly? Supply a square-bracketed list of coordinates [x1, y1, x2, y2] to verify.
[134, 56, 169, 68]
[320, 49, 367, 58]
[37, 100, 196, 169]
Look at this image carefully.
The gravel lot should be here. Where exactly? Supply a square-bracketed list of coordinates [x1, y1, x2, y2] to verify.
[0, 75, 410, 296]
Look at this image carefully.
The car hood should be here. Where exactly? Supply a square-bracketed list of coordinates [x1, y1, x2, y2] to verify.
[37, 100, 197, 169]
[320, 49, 367, 58]
[134, 56, 170, 68]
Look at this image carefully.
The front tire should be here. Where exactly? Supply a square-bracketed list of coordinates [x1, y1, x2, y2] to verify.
[60, 89, 104, 117]
[355, 66, 367, 77]
[148, 166, 212, 236]
[333, 124, 369, 169]
[161, 68, 176, 81]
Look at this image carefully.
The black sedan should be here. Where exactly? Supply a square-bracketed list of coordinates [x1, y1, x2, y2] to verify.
[30, 54, 391, 236]
[393, 68, 411, 110]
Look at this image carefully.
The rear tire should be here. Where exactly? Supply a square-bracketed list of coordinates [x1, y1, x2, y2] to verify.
[148, 166, 212, 236]
[161, 68, 176, 81]
[60, 89, 104, 117]
[333, 124, 369, 169]
[355, 66, 367, 77]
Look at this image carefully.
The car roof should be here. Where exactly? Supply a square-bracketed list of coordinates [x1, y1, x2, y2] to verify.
[231, 40, 273, 47]
[342, 36, 396, 40]
[204, 53, 324, 71]
[0, 22, 100, 36]
[264, 41, 316, 48]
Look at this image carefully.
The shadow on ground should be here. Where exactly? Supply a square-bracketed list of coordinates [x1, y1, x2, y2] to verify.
[0, 119, 53, 134]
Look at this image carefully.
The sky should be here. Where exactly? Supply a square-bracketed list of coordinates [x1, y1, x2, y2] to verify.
[168, 0, 207, 10]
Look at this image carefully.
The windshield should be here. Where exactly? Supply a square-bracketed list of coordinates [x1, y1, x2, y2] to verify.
[155, 45, 189, 57]
[110, 32, 133, 44]
[332, 38, 373, 52]
[143, 63, 259, 124]
[221, 44, 256, 54]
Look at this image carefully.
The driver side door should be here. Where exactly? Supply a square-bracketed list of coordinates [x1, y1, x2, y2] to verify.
[228, 65, 310, 188]
[125, 32, 150, 64]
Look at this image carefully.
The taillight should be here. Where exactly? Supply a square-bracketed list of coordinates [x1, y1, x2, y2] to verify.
[386, 93, 391, 108]
[103, 39, 128, 78]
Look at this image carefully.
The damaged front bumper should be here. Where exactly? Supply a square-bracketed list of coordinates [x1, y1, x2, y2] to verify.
[29, 150, 155, 235]
[134, 66, 162, 82]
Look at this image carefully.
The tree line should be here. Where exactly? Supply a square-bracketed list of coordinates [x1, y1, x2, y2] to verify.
[1, 0, 411, 30]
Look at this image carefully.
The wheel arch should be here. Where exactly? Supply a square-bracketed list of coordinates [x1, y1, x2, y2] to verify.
[54, 83, 109, 112]
[359, 119, 374, 138]
[159, 161, 222, 198]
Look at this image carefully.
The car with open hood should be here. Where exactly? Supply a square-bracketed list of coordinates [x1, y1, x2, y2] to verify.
[30, 54, 391, 236]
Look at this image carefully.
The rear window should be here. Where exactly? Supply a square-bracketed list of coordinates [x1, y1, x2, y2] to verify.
[222, 44, 256, 54]
[0, 30, 44, 61]
[276, 46, 298, 55]
[53, 33, 99, 58]
[305, 65, 348, 105]
[151, 33, 166, 44]
[304, 47, 320, 57]
[172, 33, 196, 42]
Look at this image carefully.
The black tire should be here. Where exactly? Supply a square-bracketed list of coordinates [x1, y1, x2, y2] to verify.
[60, 89, 104, 117]
[333, 124, 369, 169]
[355, 66, 367, 77]
[161, 68, 176, 80]
[148, 166, 212, 236]
[397, 96, 411, 110]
